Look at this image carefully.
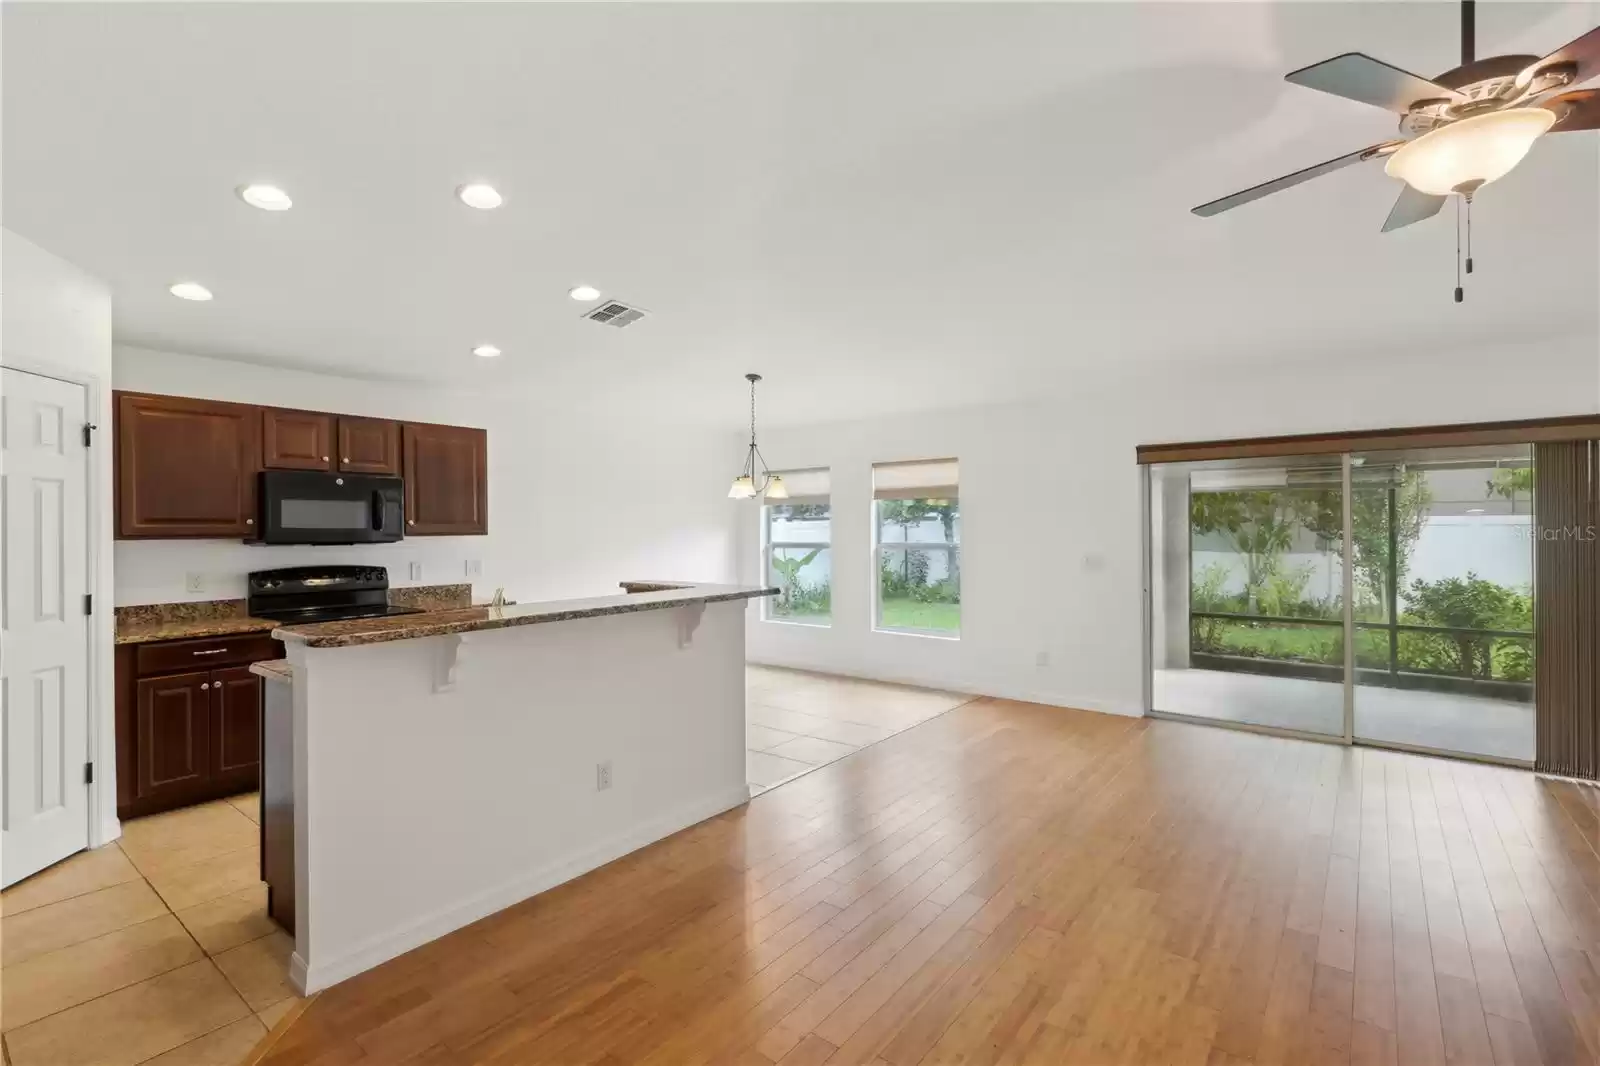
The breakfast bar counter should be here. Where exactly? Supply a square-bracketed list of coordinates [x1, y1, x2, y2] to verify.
[270, 580, 773, 994]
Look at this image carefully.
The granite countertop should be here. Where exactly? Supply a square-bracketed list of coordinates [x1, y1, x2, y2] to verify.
[115, 616, 281, 645]
[274, 582, 778, 649]
[249, 659, 294, 682]
[114, 584, 475, 646]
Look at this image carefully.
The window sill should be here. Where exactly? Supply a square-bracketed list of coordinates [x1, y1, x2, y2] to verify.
[872, 625, 961, 641]
[763, 617, 832, 629]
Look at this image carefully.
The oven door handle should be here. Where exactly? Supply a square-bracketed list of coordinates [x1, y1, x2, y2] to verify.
[372, 490, 386, 532]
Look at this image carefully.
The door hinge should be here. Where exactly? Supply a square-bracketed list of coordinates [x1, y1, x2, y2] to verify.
[82, 422, 97, 447]
[84, 762, 94, 785]
[84, 593, 93, 615]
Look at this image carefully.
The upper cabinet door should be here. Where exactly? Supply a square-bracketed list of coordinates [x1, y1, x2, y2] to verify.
[337, 417, 401, 475]
[403, 423, 488, 535]
[116, 393, 261, 538]
[263, 409, 333, 471]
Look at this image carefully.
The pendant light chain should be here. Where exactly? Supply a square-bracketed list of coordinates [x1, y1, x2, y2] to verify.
[1454, 197, 1464, 304]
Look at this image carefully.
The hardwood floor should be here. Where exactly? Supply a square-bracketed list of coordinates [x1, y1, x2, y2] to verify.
[260, 698, 1600, 1066]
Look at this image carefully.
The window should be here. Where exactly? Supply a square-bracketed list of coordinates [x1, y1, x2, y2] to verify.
[873, 459, 960, 636]
[762, 468, 832, 625]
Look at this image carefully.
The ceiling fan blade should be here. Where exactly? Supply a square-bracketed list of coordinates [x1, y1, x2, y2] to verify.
[1192, 141, 1403, 217]
[1520, 25, 1600, 90]
[1381, 185, 1447, 232]
[1285, 52, 1466, 113]
[1541, 88, 1600, 132]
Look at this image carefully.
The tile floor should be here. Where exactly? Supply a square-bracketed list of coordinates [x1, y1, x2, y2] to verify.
[0, 666, 969, 1065]
[1, 793, 304, 1066]
[745, 664, 974, 791]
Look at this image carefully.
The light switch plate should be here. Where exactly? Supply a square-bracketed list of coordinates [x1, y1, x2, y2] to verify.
[465, 559, 483, 578]
[409, 562, 423, 581]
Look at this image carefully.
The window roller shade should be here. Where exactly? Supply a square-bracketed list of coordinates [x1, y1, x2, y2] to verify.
[772, 467, 830, 506]
[873, 458, 958, 501]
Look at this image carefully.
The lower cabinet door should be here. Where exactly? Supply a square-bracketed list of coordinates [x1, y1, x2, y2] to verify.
[135, 671, 213, 803]
[212, 666, 262, 792]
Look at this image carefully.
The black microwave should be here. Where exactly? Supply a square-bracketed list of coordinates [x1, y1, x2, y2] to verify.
[255, 471, 405, 545]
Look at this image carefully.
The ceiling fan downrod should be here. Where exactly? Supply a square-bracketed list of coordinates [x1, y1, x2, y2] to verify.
[1461, 0, 1475, 67]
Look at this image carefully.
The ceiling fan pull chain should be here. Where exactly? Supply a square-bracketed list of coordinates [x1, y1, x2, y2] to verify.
[1454, 196, 1465, 303]
[1465, 197, 1474, 275]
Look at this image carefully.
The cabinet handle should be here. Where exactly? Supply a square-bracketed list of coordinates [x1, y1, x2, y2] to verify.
[201, 682, 210, 690]
[322, 455, 329, 462]
[192, 648, 226, 656]
[246, 519, 254, 525]
[343, 457, 350, 463]
[408, 519, 415, 526]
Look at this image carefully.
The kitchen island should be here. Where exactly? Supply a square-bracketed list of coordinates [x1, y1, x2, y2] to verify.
[267, 580, 774, 994]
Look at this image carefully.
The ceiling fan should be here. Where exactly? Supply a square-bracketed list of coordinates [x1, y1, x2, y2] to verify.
[1193, 1, 1598, 297]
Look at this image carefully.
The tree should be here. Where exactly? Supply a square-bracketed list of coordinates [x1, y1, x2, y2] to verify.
[1400, 573, 1524, 678]
[1306, 472, 1431, 616]
[878, 500, 935, 584]
[1190, 490, 1318, 610]
[1487, 467, 1533, 502]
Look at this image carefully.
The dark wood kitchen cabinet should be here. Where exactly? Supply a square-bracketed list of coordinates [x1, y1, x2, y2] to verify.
[212, 666, 263, 793]
[134, 671, 212, 809]
[116, 634, 283, 818]
[263, 409, 333, 471]
[337, 416, 401, 475]
[115, 393, 261, 538]
[113, 391, 486, 539]
[403, 422, 488, 535]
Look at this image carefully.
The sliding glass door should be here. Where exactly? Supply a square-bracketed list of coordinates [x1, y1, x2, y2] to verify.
[1348, 446, 1534, 762]
[1147, 455, 1348, 738]
[1144, 443, 1537, 764]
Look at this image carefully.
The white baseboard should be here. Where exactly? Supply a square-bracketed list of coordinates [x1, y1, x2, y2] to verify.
[297, 783, 750, 994]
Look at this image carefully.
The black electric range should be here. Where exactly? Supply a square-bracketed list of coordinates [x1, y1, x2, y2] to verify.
[247, 565, 424, 625]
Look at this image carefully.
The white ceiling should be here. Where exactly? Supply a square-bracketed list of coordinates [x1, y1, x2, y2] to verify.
[4, 2, 1597, 427]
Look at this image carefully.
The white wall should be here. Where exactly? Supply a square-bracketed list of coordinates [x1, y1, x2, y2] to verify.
[2, 228, 118, 843]
[114, 345, 740, 605]
[744, 335, 1600, 717]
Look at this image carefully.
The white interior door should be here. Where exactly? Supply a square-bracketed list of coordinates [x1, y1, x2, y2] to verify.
[1, 367, 91, 888]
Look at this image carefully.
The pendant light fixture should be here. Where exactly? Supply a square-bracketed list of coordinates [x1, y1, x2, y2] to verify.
[728, 373, 787, 500]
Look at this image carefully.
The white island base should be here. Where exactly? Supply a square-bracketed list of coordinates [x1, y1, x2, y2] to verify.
[275, 587, 764, 994]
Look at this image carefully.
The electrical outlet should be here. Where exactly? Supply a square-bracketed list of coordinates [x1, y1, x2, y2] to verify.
[596, 761, 613, 791]
[1035, 650, 1051, 667]
[465, 559, 483, 579]
[409, 561, 423, 581]
[185, 573, 205, 594]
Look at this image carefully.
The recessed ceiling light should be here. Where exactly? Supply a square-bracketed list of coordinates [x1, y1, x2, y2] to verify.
[169, 282, 213, 301]
[472, 345, 502, 358]
[237, 184, 292, 211]
[456, 183, 503, 210]
[569, 284, 601, 302]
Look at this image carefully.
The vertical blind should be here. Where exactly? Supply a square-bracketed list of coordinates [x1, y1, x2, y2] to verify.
[872, 459, 959, 501]
[771, 468, 830, 506]
[1534, 440, 1600, 779]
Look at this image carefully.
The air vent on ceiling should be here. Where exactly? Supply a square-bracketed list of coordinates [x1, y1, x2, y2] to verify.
[582, 300, 648, 329]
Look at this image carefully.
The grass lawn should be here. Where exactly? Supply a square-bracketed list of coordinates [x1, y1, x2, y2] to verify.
[880, 598, 960, 633]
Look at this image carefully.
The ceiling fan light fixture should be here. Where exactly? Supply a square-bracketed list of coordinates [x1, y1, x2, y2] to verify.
[1384, 107, 1556, 195]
